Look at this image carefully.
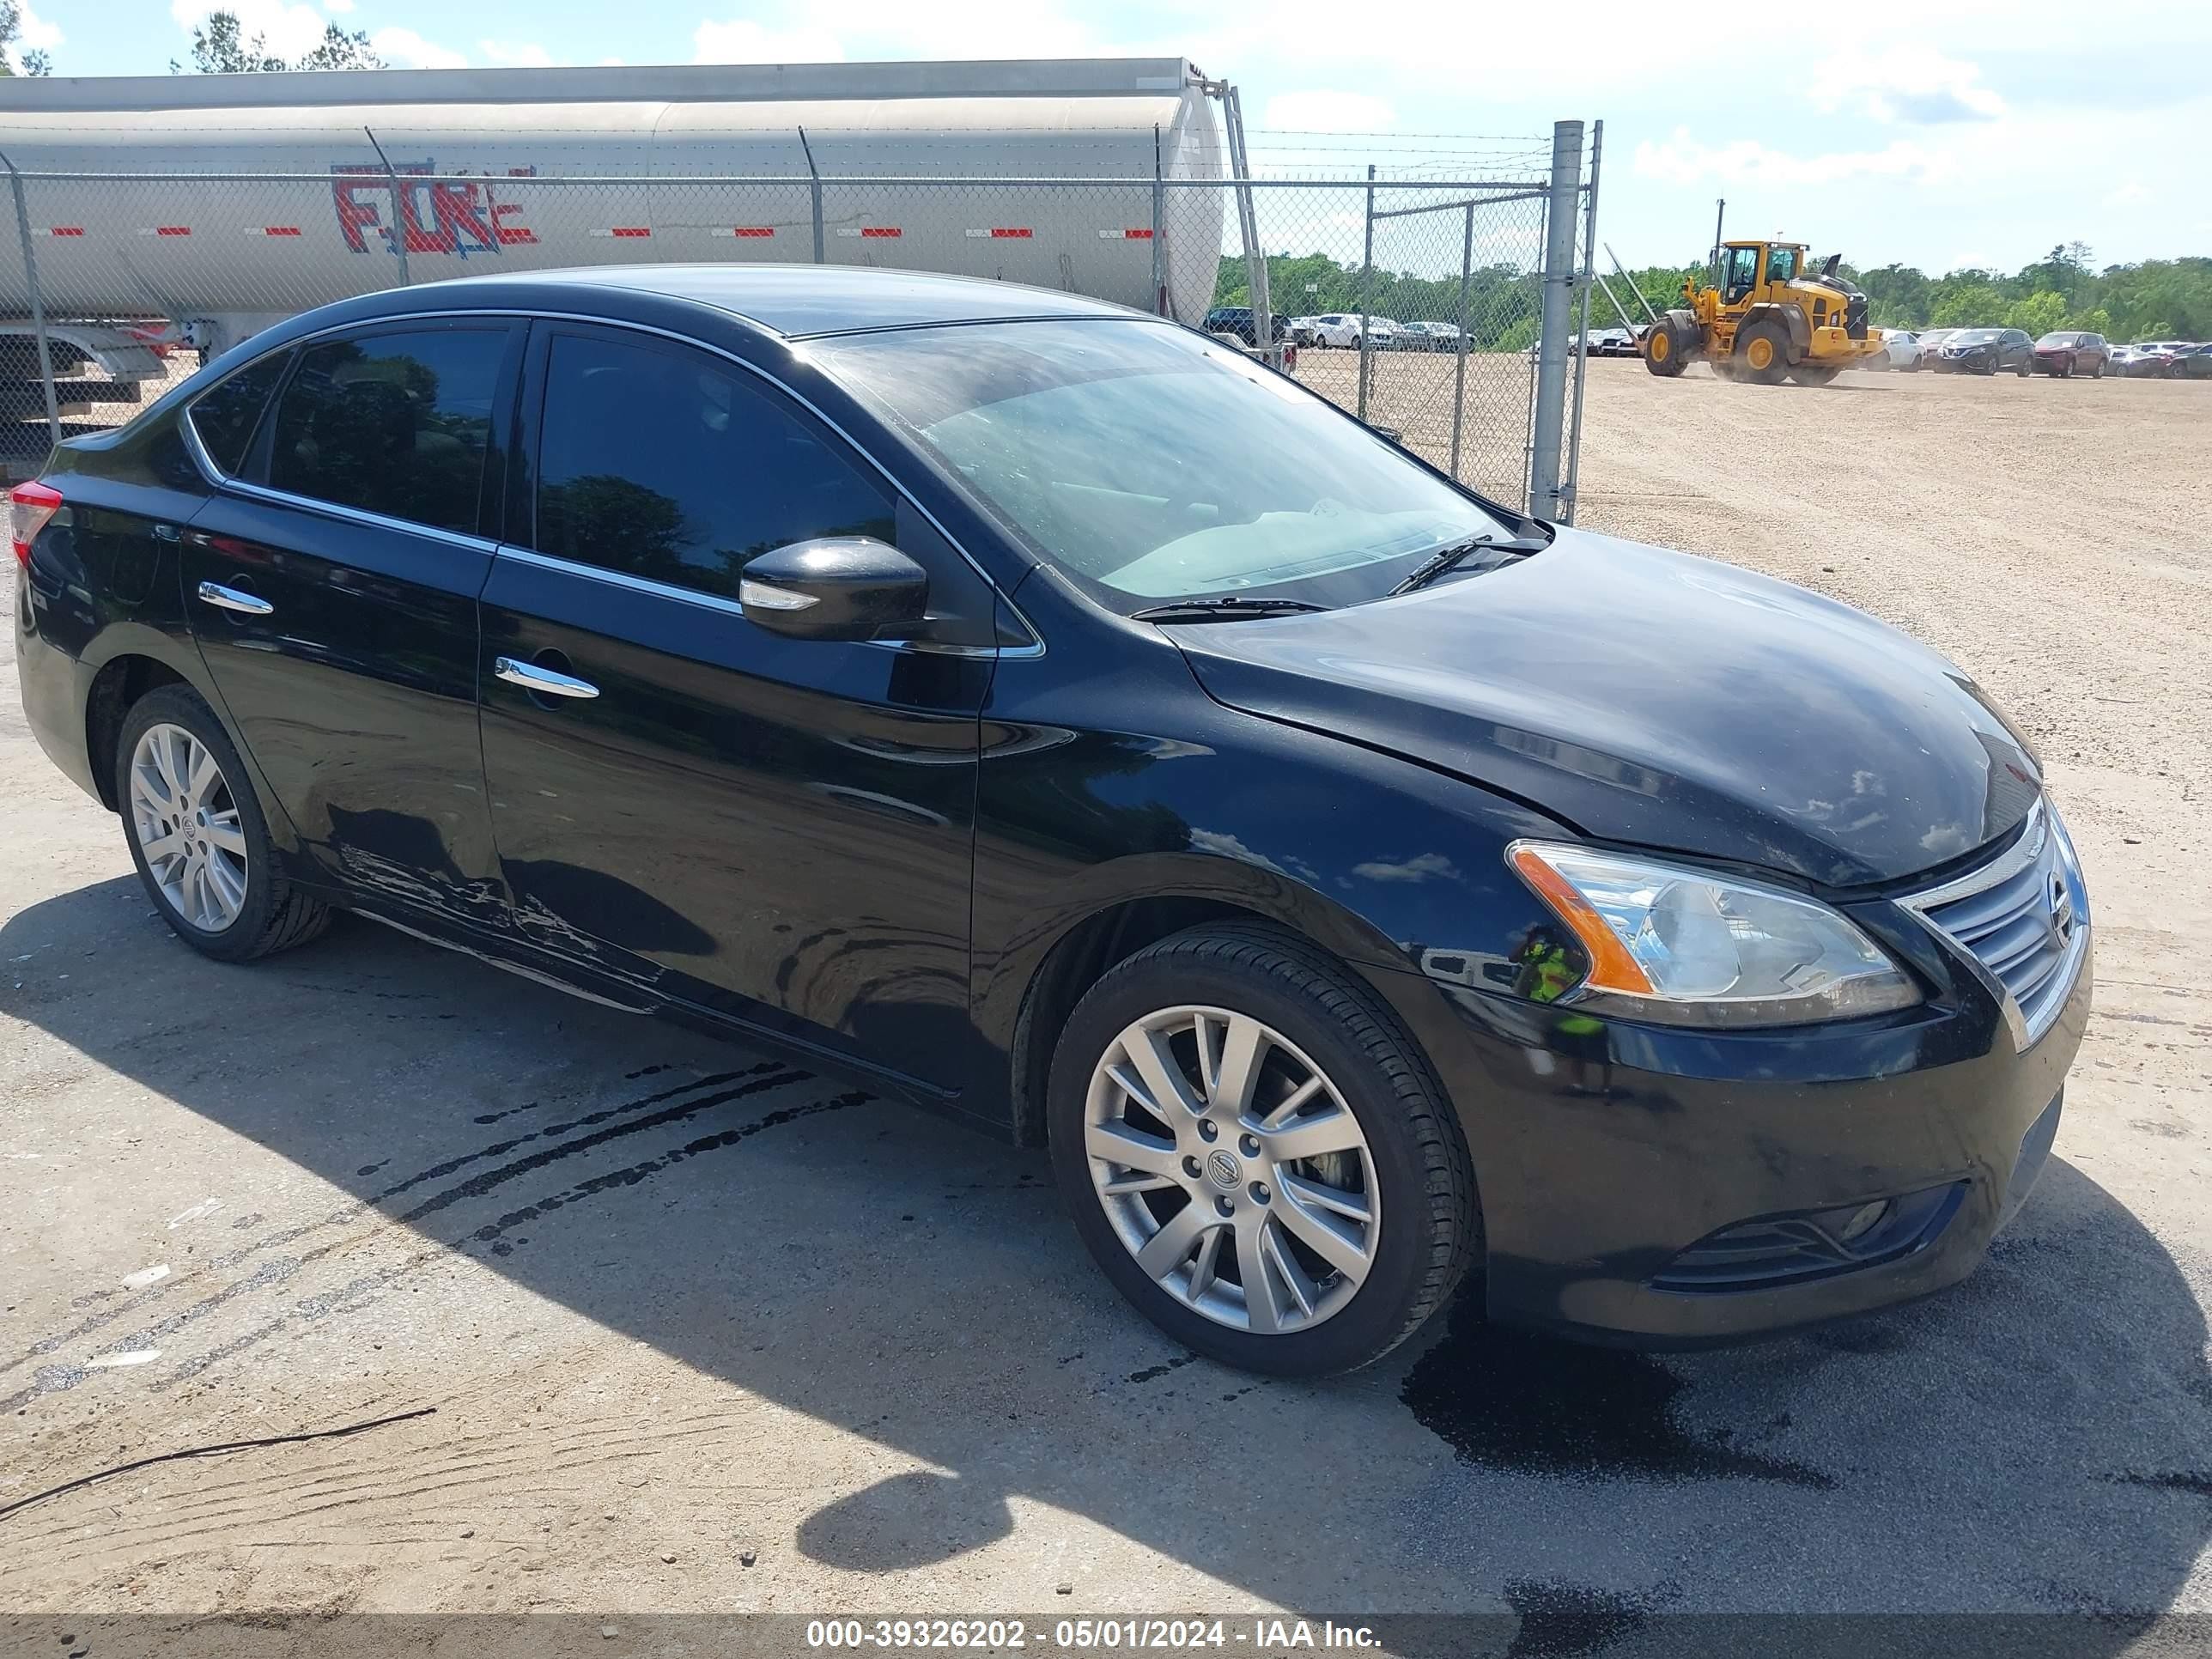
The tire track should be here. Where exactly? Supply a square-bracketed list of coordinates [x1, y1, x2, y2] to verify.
[2, 1063, 842, 1413]
[0, 1062, 784, 1382]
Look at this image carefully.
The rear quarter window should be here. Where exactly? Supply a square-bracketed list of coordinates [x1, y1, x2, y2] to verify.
[185, 351, 290, 476]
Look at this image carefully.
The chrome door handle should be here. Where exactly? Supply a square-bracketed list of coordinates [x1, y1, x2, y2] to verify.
[495, 656, 599, 700]
[197, 580, 273, 616]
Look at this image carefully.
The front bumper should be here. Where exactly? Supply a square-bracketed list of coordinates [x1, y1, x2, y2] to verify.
[1370, 897, 2091, 1346]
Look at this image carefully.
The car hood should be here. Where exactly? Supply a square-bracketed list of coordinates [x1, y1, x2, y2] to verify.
[1167, 529, 2042, 888]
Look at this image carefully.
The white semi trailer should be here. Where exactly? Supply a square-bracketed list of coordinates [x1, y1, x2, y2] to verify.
[0, 57, 1231, 413]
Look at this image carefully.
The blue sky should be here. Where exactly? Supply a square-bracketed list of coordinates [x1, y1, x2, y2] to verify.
[13, 0, 2209, 275]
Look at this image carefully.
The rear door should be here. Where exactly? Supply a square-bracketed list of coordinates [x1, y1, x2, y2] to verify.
[477, 321, 999, 1095]
[181, 319, 520, 915]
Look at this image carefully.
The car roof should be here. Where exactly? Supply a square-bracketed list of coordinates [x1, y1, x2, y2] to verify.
[374, 264, 1137, 339]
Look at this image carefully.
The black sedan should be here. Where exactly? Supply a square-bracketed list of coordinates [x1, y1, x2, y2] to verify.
[1201, 306, 1294, 346]
[13, 268, 2090, 1376]
[1936, 327, 2036, 374]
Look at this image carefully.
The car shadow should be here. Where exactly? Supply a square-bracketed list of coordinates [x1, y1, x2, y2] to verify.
[3, 876, 2208, 1626]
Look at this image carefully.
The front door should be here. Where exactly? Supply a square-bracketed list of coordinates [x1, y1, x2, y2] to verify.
[477, 322, 996, 1097]
[182, 319, 520, 916]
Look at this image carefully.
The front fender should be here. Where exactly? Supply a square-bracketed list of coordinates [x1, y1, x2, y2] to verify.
[970, 636, 1582, 1137]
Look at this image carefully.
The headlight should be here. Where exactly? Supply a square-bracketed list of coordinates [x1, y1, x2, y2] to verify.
[1507, 842, 1922, 1027]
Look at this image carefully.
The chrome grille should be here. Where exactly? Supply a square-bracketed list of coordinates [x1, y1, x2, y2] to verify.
[1903, 800, 2088, 1050]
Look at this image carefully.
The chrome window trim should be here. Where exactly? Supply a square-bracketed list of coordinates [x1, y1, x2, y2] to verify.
[221, 476, 499, 556]
[494, 544, 745, 622]
[489, 544, 1010, 659]
[193, 303, 1043, 657]
[1897, 799, 2091, 1053]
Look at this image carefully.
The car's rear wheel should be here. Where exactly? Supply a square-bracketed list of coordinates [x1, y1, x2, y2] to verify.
[117, 685, 331, 963]
[1047, 923, 1478, 1376]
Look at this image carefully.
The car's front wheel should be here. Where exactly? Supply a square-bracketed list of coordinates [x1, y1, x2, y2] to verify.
[117, 685, 331, 963]
[1047, 924, 1479, 1376]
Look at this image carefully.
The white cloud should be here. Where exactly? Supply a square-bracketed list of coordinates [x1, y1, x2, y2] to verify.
[17, 1, 61, 49]
[2105, 180, 2151, 207]
[1633, 128, 1953, 188]
[692, 18, 848, 63]
[168, 0, 329, 60]
[1808, 46, 2005, 123]
[322, 0, 353, 12]
[481, 40, 556, 68]
[368, 26, 466, 68]
[1261, 90, 1398, 134]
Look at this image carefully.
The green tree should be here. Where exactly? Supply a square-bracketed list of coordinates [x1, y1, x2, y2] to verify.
[1931, 284, 2007, 327]
[172, 9, 383, 71]
[2002, 290, 2067, 337]
[0, 0, 52, 75]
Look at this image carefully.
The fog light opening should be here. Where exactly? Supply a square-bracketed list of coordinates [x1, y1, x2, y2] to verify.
[1838, 1200, 1890, 1243]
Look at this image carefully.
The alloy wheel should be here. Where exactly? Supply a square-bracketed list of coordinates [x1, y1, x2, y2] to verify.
[129, 721, 248, 933]
[1083, 1005, 1379, 1335]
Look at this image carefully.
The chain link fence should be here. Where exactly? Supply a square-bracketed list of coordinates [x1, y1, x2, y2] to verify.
[0, 124, 1600, 516]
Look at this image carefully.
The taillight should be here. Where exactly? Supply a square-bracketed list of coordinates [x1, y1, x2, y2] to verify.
[11, 479, 62, 568]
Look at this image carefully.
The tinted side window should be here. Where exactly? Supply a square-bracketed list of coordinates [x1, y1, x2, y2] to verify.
[269, 327, 507, 536]
[186, 351, 289, 475]
[533, 331, 896, 603]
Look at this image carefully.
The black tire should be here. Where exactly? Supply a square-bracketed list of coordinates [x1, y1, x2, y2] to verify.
[1787, 364, 1841, 386]
[2016, 357, 2032, 377]
[1735, 319, 1790, 385]
[1047, 922, 1480, 1376]
[116, 684, 332, 963]
[1644, 313, 1692, 377]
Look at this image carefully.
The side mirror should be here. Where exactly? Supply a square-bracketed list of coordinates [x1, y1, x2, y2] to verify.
[739, 537, 928, 642]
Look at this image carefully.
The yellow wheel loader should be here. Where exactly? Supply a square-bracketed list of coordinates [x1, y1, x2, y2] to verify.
[1644, 240, 1885, 386]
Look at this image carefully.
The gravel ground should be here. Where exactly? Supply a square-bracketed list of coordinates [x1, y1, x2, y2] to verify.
[1, 359, 2209, 1643]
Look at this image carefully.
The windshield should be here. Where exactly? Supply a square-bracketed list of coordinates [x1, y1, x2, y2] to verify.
[810, 319, 1512, 612]
[1950, 329, 2001, 344]
[2034, 333, 2075, 347]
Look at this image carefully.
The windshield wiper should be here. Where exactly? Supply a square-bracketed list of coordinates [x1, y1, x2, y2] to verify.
[1389, 534, 1548, 596]
[1130, 596, 1330, 623]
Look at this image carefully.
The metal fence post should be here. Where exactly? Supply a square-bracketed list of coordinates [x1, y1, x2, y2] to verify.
[364, 128, 410, 289]
[1219, 85, 1272, 365]
[1560, 119, 1601, 527]
[1150, 126, 1165, 316]
[1528, 119, 1584, 520]
[4, 158, 60, 446]
[1449, 201, 1473, 479]
[1357, 164, 1375, 422]
[799, 127, 825, 264]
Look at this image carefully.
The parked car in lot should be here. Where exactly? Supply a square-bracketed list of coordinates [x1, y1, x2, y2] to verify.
[1310, 313, 1402, 350]
[1901, 328, 1954, 371]
[1283, 316, 1321, 347]
[2115, 341, 2196, 377]
[1398, 321, 1464, 351]
[1203, 306, 1294, 346]
[1571, 327, 1639, 357]
[2177, 343, 2212, 379]
[13, 267, 2090, 1375]
[1937, 328, 2034, 375]
[1864, 329, 1918, 369]
[2030, 331, 2108, 378]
